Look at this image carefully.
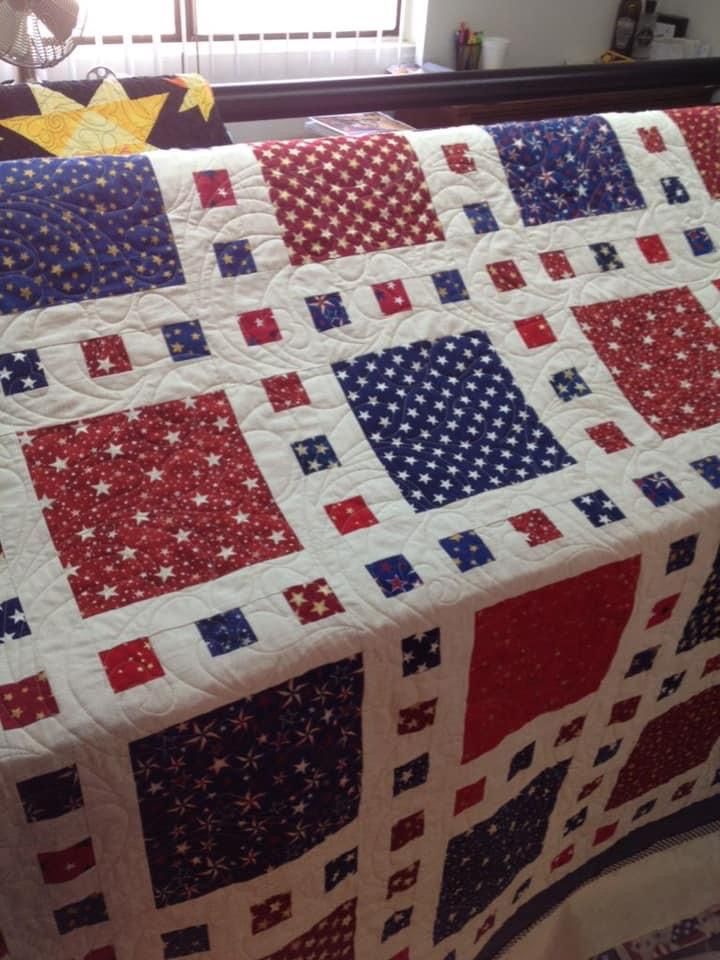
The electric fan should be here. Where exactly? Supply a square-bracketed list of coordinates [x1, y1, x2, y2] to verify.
[0, 0, 85, 76]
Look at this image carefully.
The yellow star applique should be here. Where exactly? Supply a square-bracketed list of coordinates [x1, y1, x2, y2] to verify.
[167, 73, 215, 122]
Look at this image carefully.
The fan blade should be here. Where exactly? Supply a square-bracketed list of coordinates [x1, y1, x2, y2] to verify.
[0, 4, 30, 58]
[30, 0, 79, 41]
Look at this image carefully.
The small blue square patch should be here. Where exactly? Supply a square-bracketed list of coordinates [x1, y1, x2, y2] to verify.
[432, 269, 469, 304]
[563, 807, 588, 835]
[658, 671, 685, 700]
[594, 740, 622, 765]
[162, 923, 210, 959]
[634, 471, 684, 507]
[291, 435, 341, 474]
[0, 596, 30, 642]
[402, 627, 441, 676]
[382, 906, 413, 942]
[590, 242, 624, 272]
[439, 529, 494, 572]
[162, 320, 210, 362]
[324, 847, 358, 892]
[690, 455, 720, 489]
[550, 367, 592, 401]
[572, 489, 625, 527]
[305, 292, 350, 332]
[625, 646, 659, 678]
[393, 753, 429, 796]
[508, 742, 535, 781]
[685, 227, 715, 256]
[666, 534, 699, 573]
[366, 554, 423, 598]
[464, 201, 499, 234]
[661, 177, 690, 204]
[214, 239, 257, 277]
[0, 349, 47, 395]
[513, 878, 532, 903]
[633, 799, 656, 820]
[196, 607, 257, 657]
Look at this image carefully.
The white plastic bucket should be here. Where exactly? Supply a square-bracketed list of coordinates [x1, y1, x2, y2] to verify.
[482, 36, 510, 69]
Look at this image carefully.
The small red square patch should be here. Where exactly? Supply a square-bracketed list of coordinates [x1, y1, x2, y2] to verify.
[638, 126, 666, 153]
[262, 372, 310, 412]
[81, 335, 132, 378]
[398, 697, 437, 734]
[239, 309, 282, 346]
[283, 578, 345, 624]
[555, 715, 585, 746]
[442, 142, 475, 173]
[593, 822, 618, 845]
[38, 837, 95, 884]
[609, 695, 641, 724]
[85, 949, 116, 960]
[454, 776, 486, 815]
[390, 950, 410, 960]
[509, 509, 562, 547]
[540, 250, 575, 281]
[475, 915, 495, 942]
[0, 672, 59, 729]
[577, 776, 603, 801]
[551, 845, 574, 870]
[636, 234, 670, 264]
[487, 260, 526, 292]
[646, 594, 680, 628]
[324, 496, 378, 534]
[515, 315, 556, 348]
[373, 280, 412, 316]
[193, 169, 236, 208]
[99, 637, 164, 693]
[390, 810, 424, 850]
[251, 892, 291, 935]
[387, 861, 420, 899]
[586, 422, 633, 453]
[702, 653, 720, 677]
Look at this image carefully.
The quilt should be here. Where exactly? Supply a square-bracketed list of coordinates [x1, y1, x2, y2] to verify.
[0, 105, 719, 960]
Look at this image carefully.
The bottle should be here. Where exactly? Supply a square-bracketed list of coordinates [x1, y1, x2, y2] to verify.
[632, 1, 659, 59]
[612, 0, 642, 56]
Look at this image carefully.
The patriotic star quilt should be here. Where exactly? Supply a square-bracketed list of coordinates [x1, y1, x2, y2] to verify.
[0, 106, 720, 960]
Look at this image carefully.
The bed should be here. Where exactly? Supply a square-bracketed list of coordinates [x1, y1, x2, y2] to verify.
[0, 62, 719, 960]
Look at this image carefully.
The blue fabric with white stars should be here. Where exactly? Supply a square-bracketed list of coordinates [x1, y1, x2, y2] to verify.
[658, 671, 685, 700]
[432, 269, 469, 304]
[677, 543, 720, 653]
[17, 765, 83, 822]
[0, 349, 46, 395]
[305, 292, 350, 331]
[53, 892, 108, 935]
[550, 367, 591, 401]
[634, 472, 684, 507]
[324, 847, 358, 892]
[291, 435, 341, 474]
[382, 906, 414, 941]
[366, 554, 423, 598]
[161, 320, 210, 362]
[572, 489, 625, 527]
[590, 242, 624, 272]
[0, 596, 30, 642]
[625, 646, 659, 677]
[513, 878, 532, 903]
[508, 742, 535, 781]
[633, 799, 657, 820]
[464, 202, 499, 234]
[487, 115, 645, 227]
[333, 331, 575, 513]
[661, 176, 690, 204]
[691, 455, 720, 489]
[0, 155, 183, 316]
[563, 807, 588, 835]
[402, 627, 441, 676]
[685, 227, 715, 256]
[440, 529, 494, 572]
[195, 607, 257, 657]
[393, 753, 430, 796]
[162, 924, 210, 959]
[213, 238, 257, 277]
[594, 740, 622, 765]
[666, 534, 698, 573]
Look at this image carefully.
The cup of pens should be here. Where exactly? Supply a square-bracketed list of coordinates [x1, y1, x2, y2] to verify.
[455, 23, 483, 70]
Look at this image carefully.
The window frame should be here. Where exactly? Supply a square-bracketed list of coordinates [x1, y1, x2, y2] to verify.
[78, 0, 182, 44]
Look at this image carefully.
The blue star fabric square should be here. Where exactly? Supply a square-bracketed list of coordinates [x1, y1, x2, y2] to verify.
[508, 742, 535, 781]
[0, 349, 47, 395]
[572, 489, 625, 527]
[634, 471, 684, 507]
[677, 543, 720, 653]
[625, 646, 659, 678]
[162, 924, 210, 959]
[685, 227, 715, 256]
[291, 435, 341, 474]
[661, 176, 690, 204]
[432, 269, 469, 304]
[53, 893, 108, 935]
[666, 534, 698, 573]
[393, 753, 430, 796]
[443, 953, 457, 960]
[563, 807, 588, 835]
[324, 847, 358, 892]
[633, 799, 656, 820]
[382, 906, 413, 942]
[196, 607, 257, 657]
[713, 767, 720, 787]
[691, 455, 720, 489]
[590, 242, 624, 272]
[513, 878, 532, 903]
[0, 596, 30, 642]
[464, 201, 499, 234]
[439, 529, 494, 572]
[550, 367, 591, 401]
[594, 740, 622, 766]
[402, 627, 441, 676]
[17, 765, 83, 822]
[213, 239, 257, 277]
[161, 320, 210, 362]
[305, 292, 350, 332]
[366, 554, 423, 598]
[658, 671, 685, 700]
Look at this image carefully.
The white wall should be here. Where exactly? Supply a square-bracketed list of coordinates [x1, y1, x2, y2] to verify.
[674, 0, 720, 54]
[423, 0, 619, 68]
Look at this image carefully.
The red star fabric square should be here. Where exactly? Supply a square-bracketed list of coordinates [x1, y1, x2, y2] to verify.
[636, 234, 670, 264]
[81, 335, 132, 378]
[253, 135, 443, 265]
[324, 496, 378, 535]
[283, 578, 345, 624]
[672, 780, 695, 801]
[509, 509, 562, 547]
[239, 309, 282, 346]
[646, 594, 680, 628]
[373, 280, 412, 316]
[593, 822, 618, 845]
[0, 672, 59, 730]
[262, 372, 310, 412]
[540, 250, 575, 281]
[398, 697, 438, 734]
[586, 421, 633, 453]
[251, 892, 292, 935]
[85, 949, 116, 960]
[578, 776, 603, 801]
[193, 169, 236, 208]
[390, 811, 424, 851]
[555, 716, 586, 746]
[638, 126, 666, 153]
[99, 637, 164, 693]
[609, 696, 641, 724]
[703, 654, 720, 677]
[487, 260, 526, 292]
[22, 391, 301, 617]
[454, 776, 486, 815]
[667, 107, 720, 198]
[442, 142, 475, 173]
[475, 915, 495, 942]
[257, 900, 356, 960]
[515, 315, 556, 348]
[387, 861, 420, 899]
[37, 837, 95, 884]
[573, 287, 720, 439]
[551, 845, 574, 870]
